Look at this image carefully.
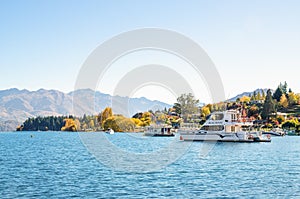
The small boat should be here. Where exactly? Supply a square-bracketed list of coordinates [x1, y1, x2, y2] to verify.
[251, 131, 271, 142]
[144, 126, 176, 137]
[153, 127, 175, 137]
[106, 128, 114, 134]
[262, 128, 285, 136]
[180, 110, 271, 142]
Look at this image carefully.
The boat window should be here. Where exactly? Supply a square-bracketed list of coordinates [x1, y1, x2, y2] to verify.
[231, 126, 235, 132]
[161, 128, 171, 133]
[201, 125, 224, 131]
[231, 114, 236, 121]
[211, 113, 224, 120]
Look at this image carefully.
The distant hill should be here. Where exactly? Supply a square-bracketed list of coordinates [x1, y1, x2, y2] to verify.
[227, 88, 272, 102]
[0, 88, 171, 131]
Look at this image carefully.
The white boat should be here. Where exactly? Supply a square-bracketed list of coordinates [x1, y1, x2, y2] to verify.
[143, 126, 176, 137]
[263, 128, 285, 136]
[106, 128, 114, 134]
[180, 110, 271, 142]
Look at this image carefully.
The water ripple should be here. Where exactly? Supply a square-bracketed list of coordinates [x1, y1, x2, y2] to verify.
[0, 132, 299, 198]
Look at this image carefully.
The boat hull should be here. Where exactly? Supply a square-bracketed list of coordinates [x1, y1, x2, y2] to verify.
[179, 132, 252, 142]
[152, 133, 175, 137]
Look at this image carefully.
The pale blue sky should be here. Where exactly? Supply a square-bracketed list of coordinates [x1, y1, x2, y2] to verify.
[1, 0, 300, 103]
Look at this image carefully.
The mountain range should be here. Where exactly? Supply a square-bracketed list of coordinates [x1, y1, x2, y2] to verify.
[0, 88, 171, 131]
[227, 88, 272, 102]
[0, 88, 273, 131]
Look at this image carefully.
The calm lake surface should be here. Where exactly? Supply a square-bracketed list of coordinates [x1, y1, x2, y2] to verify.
[0, 132, 300, 198]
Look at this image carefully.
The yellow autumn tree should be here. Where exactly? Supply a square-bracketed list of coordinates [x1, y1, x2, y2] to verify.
[103, 115, 135, 132]
[115, 116, 135, 132]
[156, 113, 166, 123]
[98, 107, 113, 127]
[240, 96, 251, 103]
[280, 94, 289, 108]
[201, 106, 211, 117]
[89, 119, 95, 129]
[74, 119, 81, 131]
[61, 118, 77, 132]
[131, 118, 143, 126]
[288, 92, 298, 106]
[140, 112, 152, 127]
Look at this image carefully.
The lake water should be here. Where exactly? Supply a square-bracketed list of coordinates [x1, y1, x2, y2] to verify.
[0, 132, 300, 198]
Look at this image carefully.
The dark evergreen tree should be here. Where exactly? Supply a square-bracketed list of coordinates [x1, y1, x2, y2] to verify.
[173, 102, 182, 115]
[273, 86, 284, 102]
[282, 81, 288, 95]
[262, 89, 276, 119]
[253, 91, 257, 100]
[273, 81, 289, 102]
[261, 90, 266, 100]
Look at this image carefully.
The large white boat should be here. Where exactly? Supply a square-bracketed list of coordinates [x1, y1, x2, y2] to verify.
[179, 110, 271, 142]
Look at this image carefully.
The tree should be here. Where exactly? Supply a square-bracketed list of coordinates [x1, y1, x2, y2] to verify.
[273, 86, 284, 102]
[248, 105, 260, 118]
[163, 107, 168, 113]
[240, 96, 251, 103]
[261, 90, 266, 100]
[288, 92, 298, 106]
[257, 92, 261, 100]
[132, 112, 143, 119]
[131, 118, 143, 126]
[98, 107, 113, 127]
[276, 115, 285, 124]
[261, 89, 276, 120]
[279, 94, 289, 109]
[176, 93, 199, 121]
[89, 119, 95, 129]
[201, 106, 211, 118]
[140, 112, 152, 126]
[103, 116, 121, 132]
[282, 81, 288, 95]
[173, 103, 182, 115]
[253, 91, 257, 100]
[273, 82, 288, 102]
[282, 118, 298, 130]
[74, 119, 81, 131]
[103, 115, 135, 132]
[115, 117, 135, 132]
[61, 118, 77, 132]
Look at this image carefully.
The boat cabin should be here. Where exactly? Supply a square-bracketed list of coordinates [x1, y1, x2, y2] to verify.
[200, 110, 243, 133]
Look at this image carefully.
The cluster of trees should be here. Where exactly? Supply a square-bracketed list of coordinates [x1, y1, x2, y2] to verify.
[18, 116, 69, 131]
[97, 107, 154, 132]
[282, 118, 300, 132]
[18, 115, 81, 132]
[273, 82, 300, 110]
[255, 82, 300, 122]
[18, 107, 156, 132]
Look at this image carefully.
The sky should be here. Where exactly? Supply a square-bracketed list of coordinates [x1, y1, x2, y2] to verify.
[1, 0, 300, 104]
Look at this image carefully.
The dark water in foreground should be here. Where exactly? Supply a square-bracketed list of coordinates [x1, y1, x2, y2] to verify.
[0, 132, 299, 198]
